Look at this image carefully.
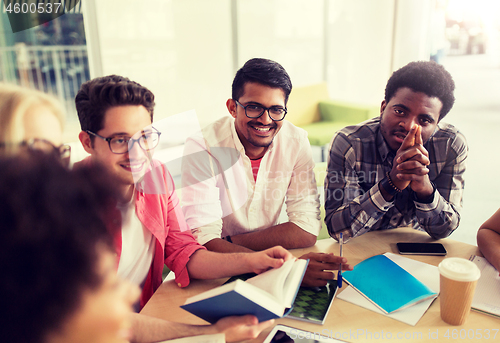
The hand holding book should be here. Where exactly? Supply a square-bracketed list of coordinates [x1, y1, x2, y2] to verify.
[214, 315, 275, 342]
[242, 245, 294, 275]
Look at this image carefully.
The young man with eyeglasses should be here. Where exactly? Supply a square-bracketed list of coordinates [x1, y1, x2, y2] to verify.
[75, 75, 292, 342]
[181, 58, 350, 287]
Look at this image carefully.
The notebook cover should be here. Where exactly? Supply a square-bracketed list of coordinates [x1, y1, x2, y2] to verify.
[181, 281, 282, 323]
[342, 254, 436, 313]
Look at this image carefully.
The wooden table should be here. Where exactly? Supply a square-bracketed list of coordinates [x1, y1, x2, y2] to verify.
[141, 227, 499, 342]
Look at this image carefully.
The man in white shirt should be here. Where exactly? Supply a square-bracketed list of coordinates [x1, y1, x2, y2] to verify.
[182, 58, 350, 286]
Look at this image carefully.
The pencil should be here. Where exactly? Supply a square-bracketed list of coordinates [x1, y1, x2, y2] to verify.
[338, 232, 343, 288]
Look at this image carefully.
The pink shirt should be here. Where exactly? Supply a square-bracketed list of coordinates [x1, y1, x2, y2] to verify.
[77, 158, 205, 308]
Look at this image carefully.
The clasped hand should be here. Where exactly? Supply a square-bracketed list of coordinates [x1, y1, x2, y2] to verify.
[390, 124, 434, 198]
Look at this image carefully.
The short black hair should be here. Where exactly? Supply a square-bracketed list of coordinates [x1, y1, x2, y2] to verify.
[232, 58, 292, 104]
[384, 61, 455, 121]
[0, 153, 118, 343]
[75, 75, 155, 135]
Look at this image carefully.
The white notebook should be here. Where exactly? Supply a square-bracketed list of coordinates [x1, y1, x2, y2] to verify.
[469, 255, 500, 318]
[337, 252, 439, 326]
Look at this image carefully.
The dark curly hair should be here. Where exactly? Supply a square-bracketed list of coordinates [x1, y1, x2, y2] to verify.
[75, 75, 155, 139]
[232, 58, 292, 104]
[384, 61, 455, 121]
[0, 153, 118, 343]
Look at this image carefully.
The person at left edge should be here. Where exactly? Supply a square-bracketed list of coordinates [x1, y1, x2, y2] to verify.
[478, 210, 500, 273]
[75, 75, 292, 342]
[0, 82, 70, 164]
[0, 153, 138, 343]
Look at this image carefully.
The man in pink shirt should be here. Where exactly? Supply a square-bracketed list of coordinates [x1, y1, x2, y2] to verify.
[75, 75, 291, 342]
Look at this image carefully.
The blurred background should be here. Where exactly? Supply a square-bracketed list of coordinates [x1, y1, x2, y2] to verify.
[1, 0, 499, 246]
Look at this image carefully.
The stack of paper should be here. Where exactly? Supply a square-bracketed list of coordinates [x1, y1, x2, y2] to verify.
[338, 252, 439, 326]
[469, 255, 500, 318]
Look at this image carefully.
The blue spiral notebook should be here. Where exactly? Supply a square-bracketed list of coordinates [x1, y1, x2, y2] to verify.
[342, 254, 437, 314]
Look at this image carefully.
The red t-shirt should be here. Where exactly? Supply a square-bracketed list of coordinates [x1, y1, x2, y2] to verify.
[251, 158, 262, 181]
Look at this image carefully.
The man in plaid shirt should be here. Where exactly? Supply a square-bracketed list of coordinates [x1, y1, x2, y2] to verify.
[325, 61, 468, 242]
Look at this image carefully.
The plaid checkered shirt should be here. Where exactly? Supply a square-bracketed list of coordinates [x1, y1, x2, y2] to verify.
[325, 117, 468, 242]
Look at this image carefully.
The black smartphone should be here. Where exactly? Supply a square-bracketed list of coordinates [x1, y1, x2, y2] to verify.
[396, 242, 447, 256]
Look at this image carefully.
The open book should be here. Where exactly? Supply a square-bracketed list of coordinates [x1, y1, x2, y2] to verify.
[342, 254, 437, 314]
[181, 259, 308, 323]
[469, 255, 500, 318]
[222, 270, 338, 325]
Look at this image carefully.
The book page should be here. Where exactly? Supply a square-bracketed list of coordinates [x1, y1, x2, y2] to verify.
[184, 279, 280, 310]
[246, 259, 295, 303]
[245, 259, 308, 307]
[281, 259, 309, 307]
[470, 255, 500, 317]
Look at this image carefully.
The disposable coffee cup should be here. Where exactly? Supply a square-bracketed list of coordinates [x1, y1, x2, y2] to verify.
[438, 257, 481, 325]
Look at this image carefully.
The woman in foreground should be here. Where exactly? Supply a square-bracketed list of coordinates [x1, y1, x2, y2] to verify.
[0, 154, 138, 343]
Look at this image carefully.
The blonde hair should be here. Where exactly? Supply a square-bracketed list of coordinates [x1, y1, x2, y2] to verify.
[0, 83, 65, 154]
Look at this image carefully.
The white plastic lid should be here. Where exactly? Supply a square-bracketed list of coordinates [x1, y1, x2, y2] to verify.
[438, 257, 481, 282]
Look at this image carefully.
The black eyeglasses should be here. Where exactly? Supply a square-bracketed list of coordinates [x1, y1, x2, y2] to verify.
[234, 100, 287, 121]
[86, 128, 161, 154]
[0, 138, 71, 166]
[26, 138, 71, 158]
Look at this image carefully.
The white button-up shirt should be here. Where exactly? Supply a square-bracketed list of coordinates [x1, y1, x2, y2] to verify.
[181, 116, 320, 245]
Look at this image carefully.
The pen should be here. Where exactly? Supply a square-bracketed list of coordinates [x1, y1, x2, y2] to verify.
[338, 232, 343, 288]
